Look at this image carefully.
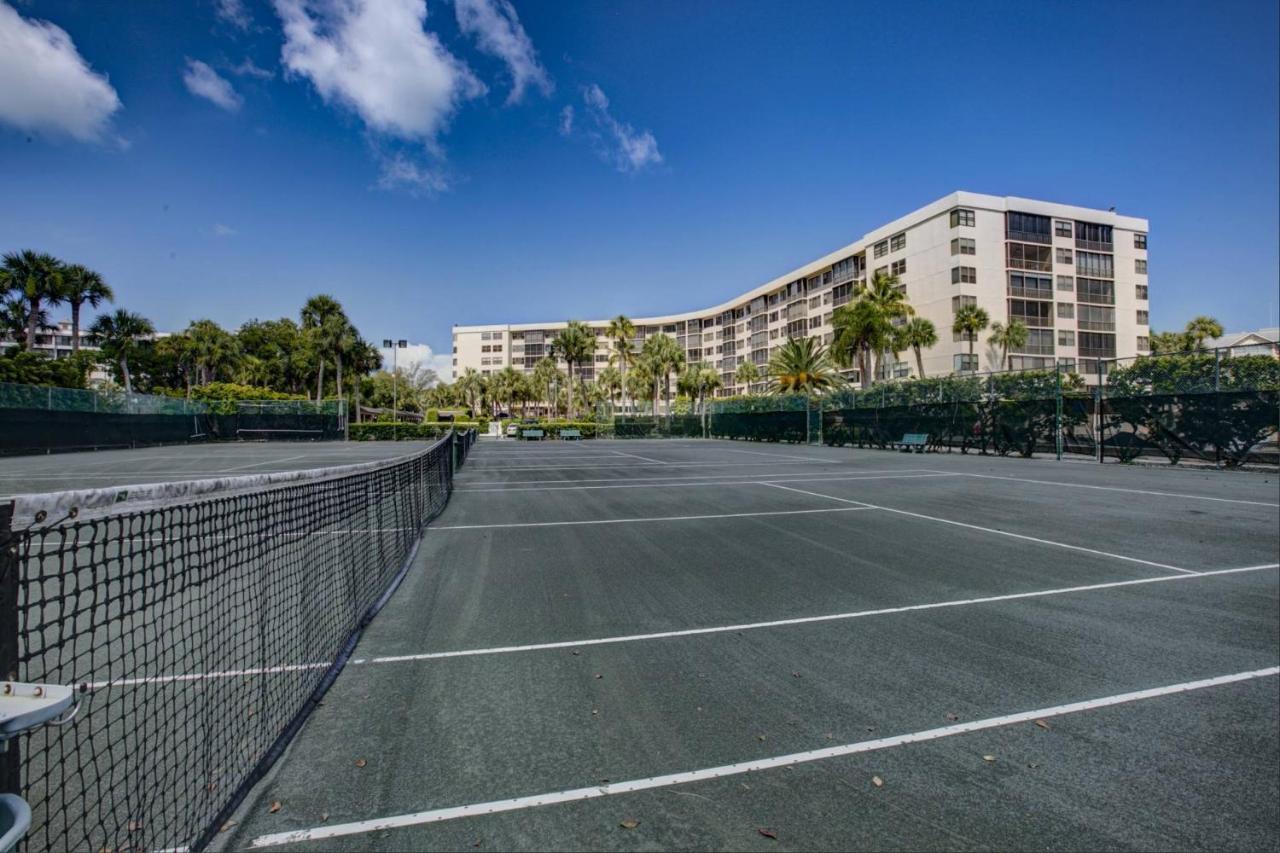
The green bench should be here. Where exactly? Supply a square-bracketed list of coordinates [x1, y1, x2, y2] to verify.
[521, 428, 545, 441]
[559, 428, 582, 441]
[898, 433, 929, 453]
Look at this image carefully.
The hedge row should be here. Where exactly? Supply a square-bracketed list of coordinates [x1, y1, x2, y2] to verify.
[349, 421, 487, 441]
[504, 420, 603, 438]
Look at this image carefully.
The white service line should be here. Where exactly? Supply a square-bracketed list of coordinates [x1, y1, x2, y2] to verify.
[87, 564, 1279, 688]
[249, 666, 1280, 848]
[714, 447, 829, 462]
[219, 454, 310, 472]
[760, 482, 1199, 575]
[456, 470, 948, 491]
[466, 460, 827, 472]
[609, 450, 670, 464]
[940, 471, 1280, 508]
[431, 506, 874, 530]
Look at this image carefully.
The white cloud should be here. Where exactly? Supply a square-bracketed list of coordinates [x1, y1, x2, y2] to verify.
[453, 0, 551, 104]
[578, 83, 662, 173]
[183, 59, 243, 111]
[215, 0, 252, 30]
[213, 223, 236, 236]
[273, 0, 484, 143]
[232, 57, 275, 79]
[375, 152, 450, 196]
[379, 342, 452, 383]
[558, 104, 573, 136]
[0, 2, 121, 141]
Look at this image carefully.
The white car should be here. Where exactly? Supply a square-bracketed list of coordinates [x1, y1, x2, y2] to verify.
[505, 422, 519, 438]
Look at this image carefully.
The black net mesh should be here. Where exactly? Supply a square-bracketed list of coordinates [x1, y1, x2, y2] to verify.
[0, 430, 474, 852]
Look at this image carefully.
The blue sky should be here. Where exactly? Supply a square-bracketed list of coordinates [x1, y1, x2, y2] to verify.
[1, 0, 1277, 378]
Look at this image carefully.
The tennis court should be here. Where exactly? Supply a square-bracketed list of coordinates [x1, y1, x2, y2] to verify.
[212, 439, 1279, 851]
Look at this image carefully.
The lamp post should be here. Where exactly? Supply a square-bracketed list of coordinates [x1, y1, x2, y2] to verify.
[383, 339, 407, 423]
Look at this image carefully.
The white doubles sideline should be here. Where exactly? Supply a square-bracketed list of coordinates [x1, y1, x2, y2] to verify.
[941, 471, 1280, 509]
[86, 563, 1279, 688]
[249, 666, 1280, 847]
[457, 470, 953, 491]
[432, 506, 874, 530]
[760, 482, 1199, 576]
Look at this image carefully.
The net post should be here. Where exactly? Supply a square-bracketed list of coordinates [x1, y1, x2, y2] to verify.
[1096, 357, 1105, 464]
[1055, 361, 1063, 461]
[0, 502, 20, 796]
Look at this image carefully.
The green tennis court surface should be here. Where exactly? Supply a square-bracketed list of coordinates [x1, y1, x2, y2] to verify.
[210, 439, 1279, 851]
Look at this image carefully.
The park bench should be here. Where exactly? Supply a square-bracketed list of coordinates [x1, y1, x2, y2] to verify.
[521, 428, 545, 441]
[559, 428, 582, 441]
[897, 433, 929, 453]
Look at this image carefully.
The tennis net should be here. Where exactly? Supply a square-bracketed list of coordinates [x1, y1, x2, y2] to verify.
[0, 429, 475, 852]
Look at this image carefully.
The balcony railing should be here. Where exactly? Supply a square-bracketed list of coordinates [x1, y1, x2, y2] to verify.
[1007, 229, 1052, 245]
[1009, 314, 1055, 329]
[1007, 258, 1053, 272]
[1077, 319, 1116, 332]
[1075, 238, 1113, 252]
[1007, 284, 1055, 300]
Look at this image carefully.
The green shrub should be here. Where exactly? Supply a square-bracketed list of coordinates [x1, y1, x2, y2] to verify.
[0, 350, 93, 389]
[349, 422, 482, 441]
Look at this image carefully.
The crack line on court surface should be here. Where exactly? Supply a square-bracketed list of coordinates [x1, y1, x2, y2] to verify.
[247, 666, 1280, 848]
[934, 471, 1280, 508]
[84, 564, 1279, 687]
[759, 481, 1202, 575]
[430, 506, 875, 530]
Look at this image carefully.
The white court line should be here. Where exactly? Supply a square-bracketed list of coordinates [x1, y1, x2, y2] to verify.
[249, 666, 1280, 848]
[456, 468, 938, 489]
[609, 450, 669, 464]
[455, 468, 947, 489]
[219, 454, 310, 472]
[939, 471, 1280, 508]
[87, 564, 1279, 687]
[431, 506, 874, 530]
[714, 447, 829, 462]
[761, 482, 1200, 575]
[465, 460, 827, 472]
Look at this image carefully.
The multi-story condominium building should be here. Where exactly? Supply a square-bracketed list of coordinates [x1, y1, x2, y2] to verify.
[452, 191, 1150, 396]
[0, 319, 100, 360]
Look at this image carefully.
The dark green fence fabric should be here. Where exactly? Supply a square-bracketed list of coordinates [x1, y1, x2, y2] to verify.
[613, 416, 704, 438]
[709, 410, 808, 443]
[0, 408, 205, 455]
[1100, 390, 1279, 465]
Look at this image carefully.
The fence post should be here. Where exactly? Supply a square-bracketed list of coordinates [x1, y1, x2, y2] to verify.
[1096, 358, 1105, 463]
[1213, 347, 1223, 467]
[0, 503, 21, 796]
[1055, 362, 1063, 461]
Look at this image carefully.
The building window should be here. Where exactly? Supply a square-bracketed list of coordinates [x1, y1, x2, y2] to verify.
[1078, 332, 1117, 358]
[1057, 302, 1074, 319]
[950, 208, 975, 227]
[1057, 275, 1075, 292]
[874, 265, 888, 277]
[951, 266, 977, 284]
[1077, 304, 1116, 331]
[1074, 222, 1114, 250]
[1077, 277, 1115, 304]
[1135, 259, 1148, 274]
[953, 353, 978, 372]
[493, 345, 502, 352]
[890, 232, 906, 252]
[1136, 310, 1149, 325]
[1077, 251, 1115, 279]
[1007, 242, 1053, 272]
[951, 237, 976, 255]
[1054, 220, 1073, 238]
[1136, 284, 1148, 300]
[891, 259, 906, 276]
[1021, 328, 1055, 355]
[481, 345, 491, 353]
[1137, 336, 1150, 351]
[1008, 299, 1054, 328]
[1058, 330, 1076, 347]
[1008, 272, 1053, 299]
[1006, 212, 1052, 243]
[808, 316, 822, 329]
[952, 295, 977, 312]
[874, 240, 888, 258]
[1134, 233, 1147, 249]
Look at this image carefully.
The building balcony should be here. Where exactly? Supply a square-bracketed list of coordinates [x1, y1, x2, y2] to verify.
[1075, 238, 1113, 252]
[1006, 229, 1052, 245]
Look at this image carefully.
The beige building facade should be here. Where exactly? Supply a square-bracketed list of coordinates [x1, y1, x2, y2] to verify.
[452, 191, 1150, 396]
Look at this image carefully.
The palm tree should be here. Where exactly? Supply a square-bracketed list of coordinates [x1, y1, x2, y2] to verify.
[88, 309, 154, 393]
[1149, 330, 1189, 354]
[626, 360, 654, 415]
[549, 320, 596, 418]
[832, 299, 891, 388]
[769, 337, 840, 395]
[596, 365, 622, 415]
[898, 317, 938, 378]
[606, 315, 636, 413]
[988, 320, 1029, 371]
[60, 264, 114, 353]
[154, 333, 198, 397]
[300, 294, 347, 400]
[640, 333, 684, 418]
[187, 319, 241, 384]
[951, 304, 990, 371]
[0, 296, 53, 347]
[348, 339, 383, 421]
[1, 251, 64, 350]
[1184, 316, 1224, 351]
[680, 362, 721, 434]
[531, 356, 562, 418]
[735, 360, 761, 392]
[455, 368, 486, 419]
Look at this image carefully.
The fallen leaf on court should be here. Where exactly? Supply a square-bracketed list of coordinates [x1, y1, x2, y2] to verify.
[592, 708, 599, 716]
[354, 758, 367, 768]
[825, 733, 834, 740]
[791, 671, 801, 678]
[1027, 763, 1041, 769]
[741, 783, 751, 791]
[619, 818, 640, 829]
[871, 776, 884, 788]
[269, 801, 282, 814]
[594, 673, 603, 679]
[759, 828, 778, 839]
[320, 813, 329, 822]
[945, 712, 959, 721]
[571, 650, 581, 656]
[220, 820, 236, 832]
[472, 839, 482, 848]
[982, 755, 996, 763]
[1034, 719, 1050, 730]
[757, 734, 766, 741]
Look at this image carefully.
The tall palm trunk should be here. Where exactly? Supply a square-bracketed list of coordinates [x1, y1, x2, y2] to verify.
[25, 298, 40, 352]
[914, 346, 926, 379]
[566, 361, 574, 419]
[120, 358, 133, 394]
[316, 360, 325, 402]
[71, 301, 82, 353]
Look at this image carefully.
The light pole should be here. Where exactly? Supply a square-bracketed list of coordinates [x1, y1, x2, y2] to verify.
[383, 339, 407, 423]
